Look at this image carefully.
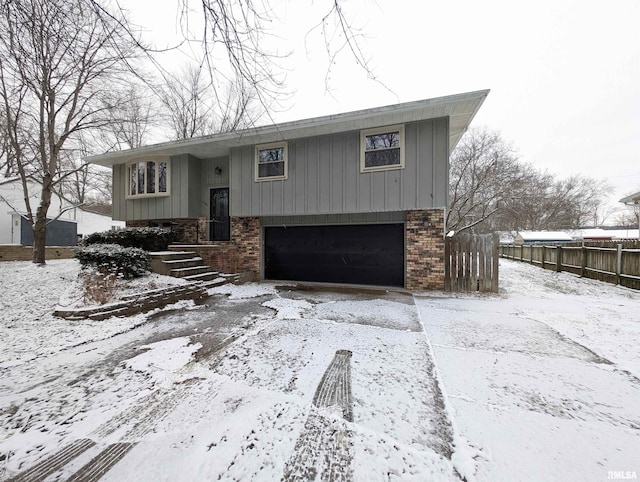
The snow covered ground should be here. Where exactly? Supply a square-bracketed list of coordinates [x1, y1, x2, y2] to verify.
[415, 261, 640, 481]
[0, 258, 638, 481]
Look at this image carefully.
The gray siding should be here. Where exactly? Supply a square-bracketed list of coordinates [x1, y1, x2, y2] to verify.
[199, 156, 229, 217]
[112, 154, 203, 221]
[230, 117, 449, 217]
[261, 212, 405, 227]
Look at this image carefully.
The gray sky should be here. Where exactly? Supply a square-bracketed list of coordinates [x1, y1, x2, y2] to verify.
[134, 0, 639, 220]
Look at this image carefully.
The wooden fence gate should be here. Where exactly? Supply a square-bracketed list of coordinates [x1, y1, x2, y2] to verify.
[445, 233, 499, 292]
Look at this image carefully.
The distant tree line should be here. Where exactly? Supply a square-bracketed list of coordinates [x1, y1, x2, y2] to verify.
[448, 128, 614, 234]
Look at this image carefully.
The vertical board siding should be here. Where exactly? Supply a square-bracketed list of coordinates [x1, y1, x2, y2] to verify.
[112, 165, 125, 220]
[433, 118, 449, 205]
[260, 211, 405, 227]
[115, 154, 201, 222]
[200, 157, 229, 218]
[231, 117, 449, 217]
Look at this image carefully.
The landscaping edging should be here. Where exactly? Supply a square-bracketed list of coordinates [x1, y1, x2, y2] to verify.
[53, 281, 221, 321]
[0, 245, 75, 261]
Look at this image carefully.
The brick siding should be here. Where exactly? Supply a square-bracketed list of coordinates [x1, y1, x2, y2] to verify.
[405, 209, 445, 291]
[231, 216, 261, 276]
[170, 243, 242, 275]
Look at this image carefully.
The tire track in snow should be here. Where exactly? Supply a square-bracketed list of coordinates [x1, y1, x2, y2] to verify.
[5, 439, 95, 482]
[66, 443, 135, 482]
[283, 350, 354, 482]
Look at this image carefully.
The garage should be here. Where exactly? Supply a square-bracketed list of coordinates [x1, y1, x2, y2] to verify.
[264, 224, 405, 287]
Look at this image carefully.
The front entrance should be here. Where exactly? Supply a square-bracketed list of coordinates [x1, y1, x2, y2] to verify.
[210, 188, 230, 241]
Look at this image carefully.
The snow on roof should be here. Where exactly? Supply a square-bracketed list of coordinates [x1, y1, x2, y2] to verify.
[568, 228, 611, 239]
[602, 229, 640, 239]
[516, 231, 574, 241]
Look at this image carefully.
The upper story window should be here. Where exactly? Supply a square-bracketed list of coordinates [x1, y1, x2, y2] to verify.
[255, 142, 288, 181]
[360, 124, 405, 172]
[127, 160, 170, 198]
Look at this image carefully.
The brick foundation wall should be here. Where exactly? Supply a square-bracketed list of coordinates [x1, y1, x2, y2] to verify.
[405, 209, 445, 291]
[231, 216, 261, 276]
[126, 217, 208, 244]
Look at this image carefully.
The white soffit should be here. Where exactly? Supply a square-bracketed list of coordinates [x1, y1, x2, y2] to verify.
[87, 89, 489, 166]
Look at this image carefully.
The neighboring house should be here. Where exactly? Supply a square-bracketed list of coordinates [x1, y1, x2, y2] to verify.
[514, 231, 574, 244]
[87, 90, 490, 290]
[619, 190, 640, 240]
[0, 178, 124, 246]
[568, 228, 613, 241]
[619, 190, 640, 205]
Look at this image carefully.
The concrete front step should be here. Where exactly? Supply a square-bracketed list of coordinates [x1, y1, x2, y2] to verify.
[150, 251, 219, 282]
[162, 257, 204, 270]
[149, 250, 243, 286]
[169, 265, 213, 278]
[182, 272, 224, 283]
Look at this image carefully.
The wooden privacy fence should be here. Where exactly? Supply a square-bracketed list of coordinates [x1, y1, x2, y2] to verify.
[445, 233, 499, 292]
[500, 240, 640, 290]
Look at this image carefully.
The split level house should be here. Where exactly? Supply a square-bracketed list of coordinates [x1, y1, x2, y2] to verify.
[87, 90, 489, 290]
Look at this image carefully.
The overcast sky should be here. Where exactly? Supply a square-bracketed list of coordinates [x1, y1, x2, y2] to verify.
[134, 0, 639, 220]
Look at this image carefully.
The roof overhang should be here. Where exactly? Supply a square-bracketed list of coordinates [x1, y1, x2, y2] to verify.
[86, 89, 490, 167]
[619, 190, 640, 204]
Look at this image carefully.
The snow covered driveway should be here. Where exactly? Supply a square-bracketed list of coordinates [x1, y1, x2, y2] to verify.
[1, 258, 639, 481]
[415, 260, 640, 482]
[1, 264, 459, 481]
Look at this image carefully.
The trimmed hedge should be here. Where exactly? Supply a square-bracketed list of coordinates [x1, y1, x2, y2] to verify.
[83, 227, 179, 251]
[75, 244, 150, 279]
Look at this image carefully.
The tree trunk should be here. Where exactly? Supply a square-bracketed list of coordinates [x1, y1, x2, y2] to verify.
[32, 175, 54, 265]
[32, 215, 47, 264]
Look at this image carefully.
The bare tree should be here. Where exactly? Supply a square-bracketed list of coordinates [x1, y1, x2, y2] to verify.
[158, 65, 261, 139]
[0, 0, 139, 263]
[448, 128, 611, 234]
[88, 0, 380, 112]
[502, 174, 609, 230]
[159, 66, 214, 139]
[447, 128, 523, 233]
[99, 85, 156, 150]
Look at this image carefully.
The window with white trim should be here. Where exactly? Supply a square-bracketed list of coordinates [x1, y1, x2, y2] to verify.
[360, 125, 405, 172]
[127, 160, 170, 198]
[255, 142, 288, 181]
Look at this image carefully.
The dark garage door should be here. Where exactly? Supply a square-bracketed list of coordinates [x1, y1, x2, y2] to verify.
[264, 224, 404, 287]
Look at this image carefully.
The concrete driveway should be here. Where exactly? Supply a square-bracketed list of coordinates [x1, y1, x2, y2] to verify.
[1, 285, 462, 481]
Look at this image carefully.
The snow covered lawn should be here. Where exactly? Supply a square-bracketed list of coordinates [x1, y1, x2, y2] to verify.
[0, 258, 639, 481]
[0, 259, 190, 368]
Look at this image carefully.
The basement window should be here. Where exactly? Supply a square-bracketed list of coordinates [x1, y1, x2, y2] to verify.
[127, 160, 170, 198]
[360, 125, 405, 172]
[255, 142, 288, 181]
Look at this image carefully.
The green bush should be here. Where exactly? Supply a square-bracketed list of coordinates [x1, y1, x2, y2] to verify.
[83, 227, 179, 251]
[75, 244, 150, 279]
